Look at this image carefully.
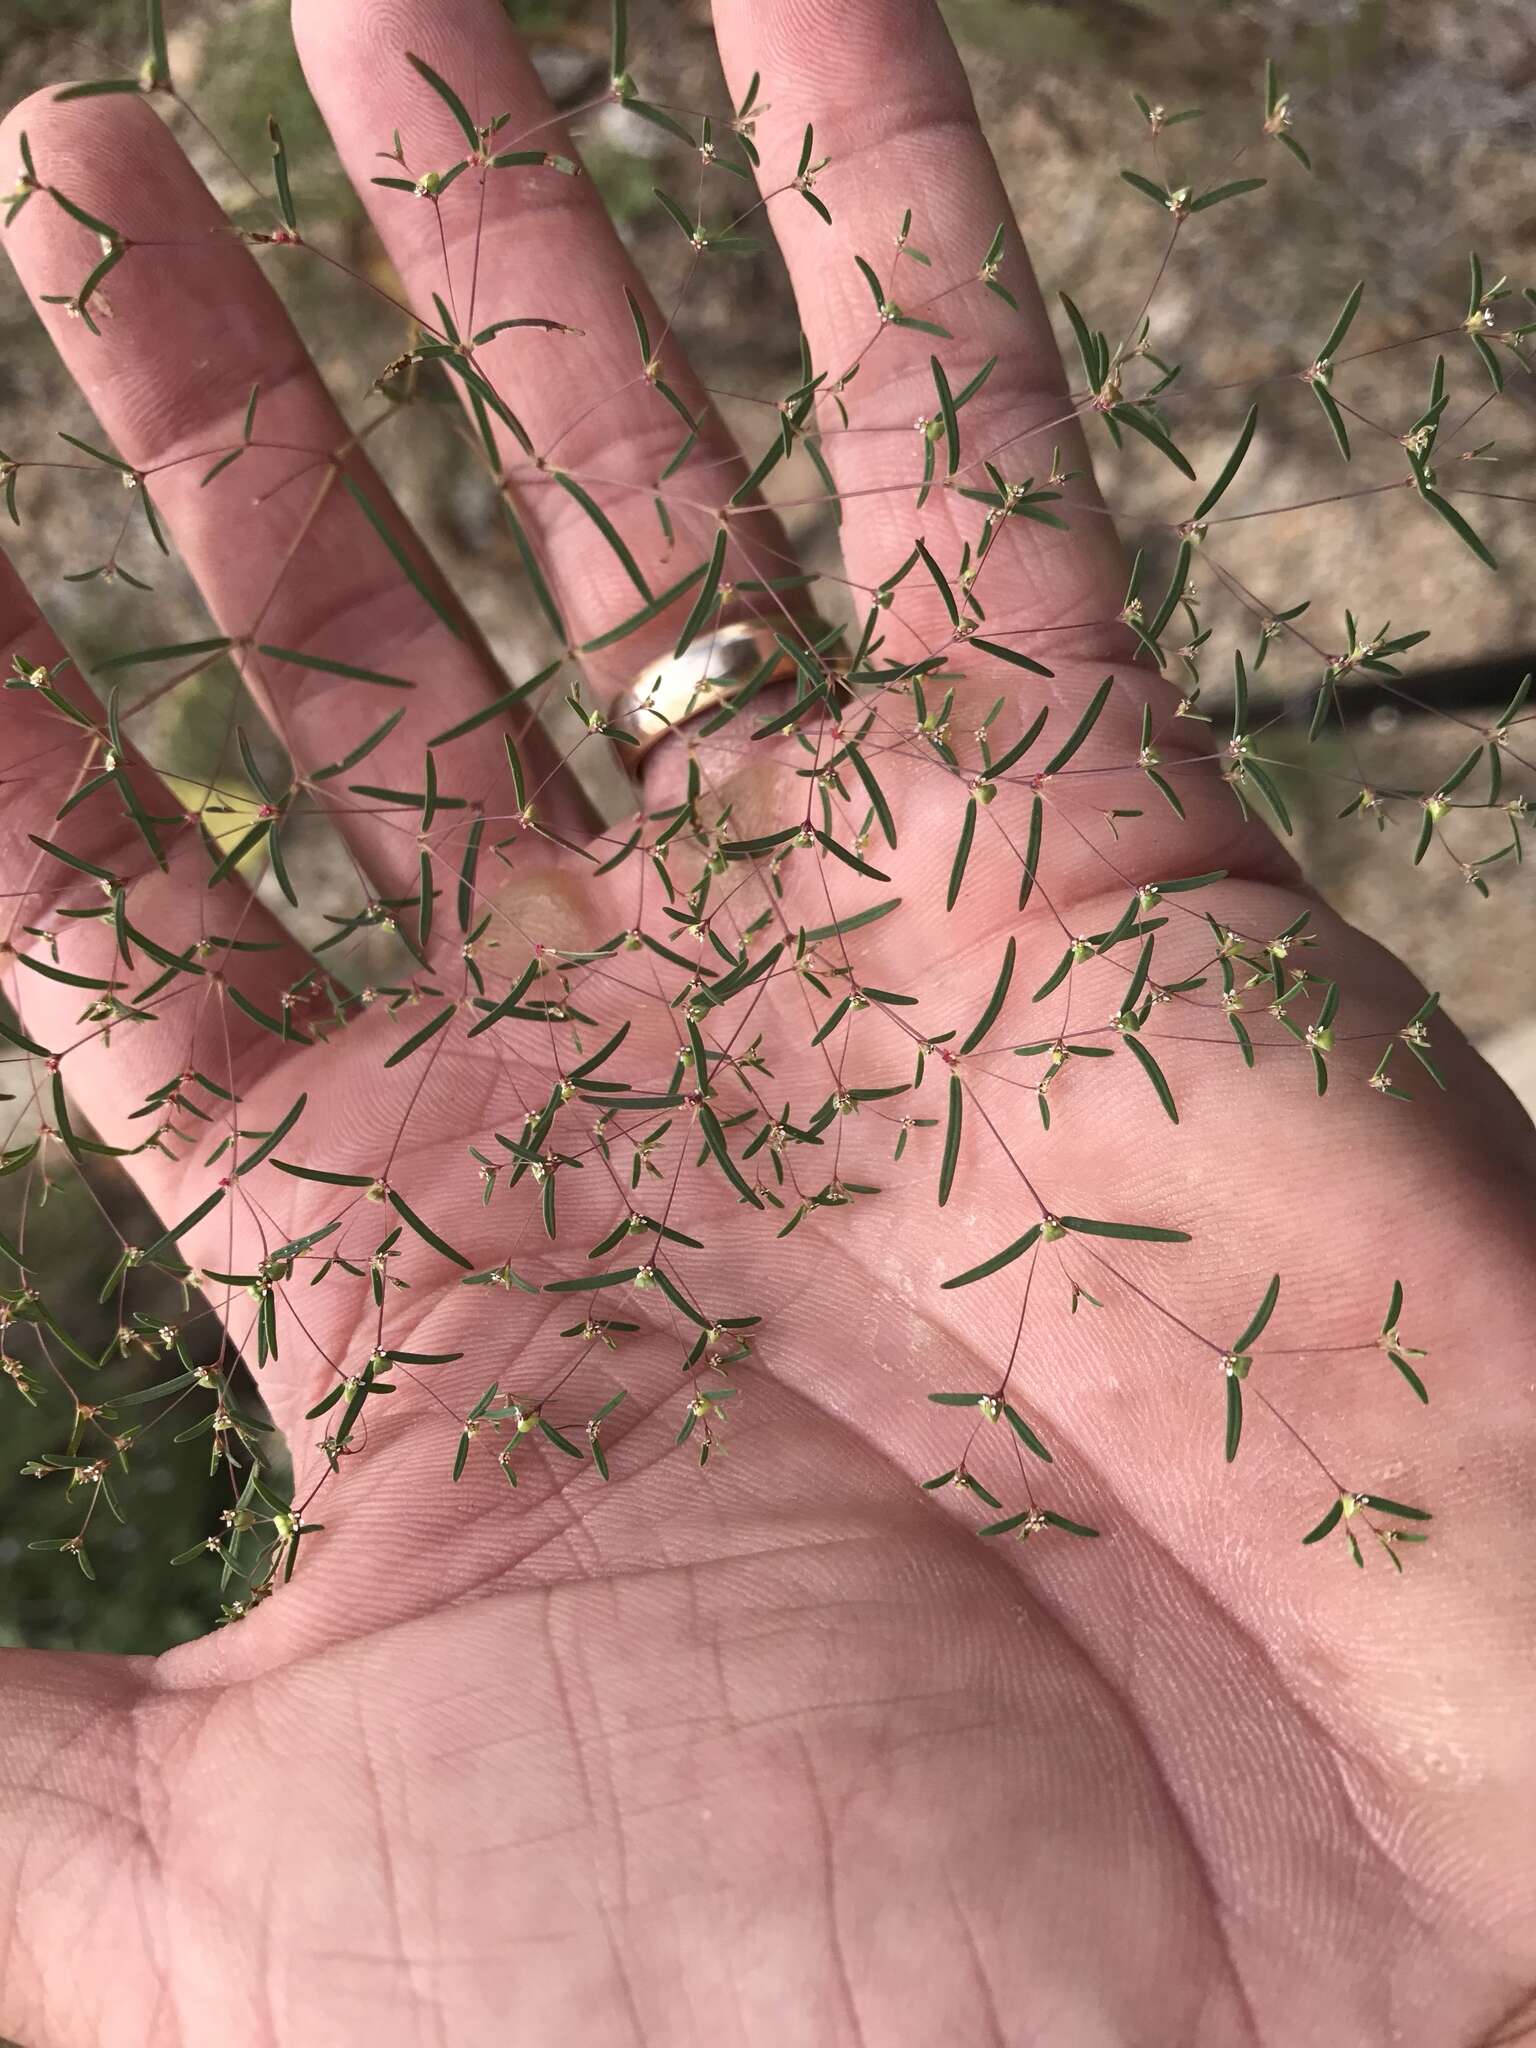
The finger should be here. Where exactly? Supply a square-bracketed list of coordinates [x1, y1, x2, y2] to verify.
[702, 0, 1271, 916]
[711, 0, 1130, 668]
[0, 543, 322, 1181]
[293, 0, 796, 713]
[0, 88, 579, 914]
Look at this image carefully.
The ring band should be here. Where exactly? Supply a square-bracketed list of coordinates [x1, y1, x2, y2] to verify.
[610, 620, 799, 762]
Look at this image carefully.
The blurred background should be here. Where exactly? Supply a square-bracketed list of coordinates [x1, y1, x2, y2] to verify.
[1, 0, 1533, 1658]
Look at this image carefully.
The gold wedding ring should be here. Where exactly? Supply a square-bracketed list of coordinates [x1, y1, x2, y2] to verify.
[611, 620, 797, 763]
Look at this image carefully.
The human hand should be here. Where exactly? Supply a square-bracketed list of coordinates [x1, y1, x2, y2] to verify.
[2, 2, 1534, 2044]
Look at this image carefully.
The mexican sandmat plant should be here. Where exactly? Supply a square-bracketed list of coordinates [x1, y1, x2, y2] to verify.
[1, 1, 1535, 2037]
[3, 4, 1536, 1597]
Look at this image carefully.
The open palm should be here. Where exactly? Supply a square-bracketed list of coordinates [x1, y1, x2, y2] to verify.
[3, 1, 1535, 2044]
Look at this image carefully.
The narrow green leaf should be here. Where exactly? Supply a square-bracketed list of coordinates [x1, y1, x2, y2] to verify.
[1059, 290, 1104, 390]
[1043, 676, 1114, 775]
[967, 637, 1052, 677]
[1004, 1404, 1052, 1463]
[697, 1103, 764, 1209]
[272, 1160, 373, 1187]
[915, 538, 959, 629]
[312, 708, 407, 781]
[544, 1267, 642, 1294]
[552, 471, 651, 598]
[1243, 759, 1293, 835]
[802, 898, 900, 944]
[960, 937, 1015, 1055]
[53, 79, 143, 101]
[1110, 405, 1196, 480]
[235, 1093, 308, 1178]
[1192, 403, 1258, 521]
[1301, 1498, 1344, 1545]
[813, 828, 890, 882]
[383, 1004, 456, 1068]
[1057, 1216, 1191, 1243]
[1313, 380, 1351, 460]
[0, 1010, 51, 1059]
[141, 1187, 225, 1262]
[673, 528, 727, 658]
[1018, 794, 1043, 910]
[256, 644, 413, 689]
[947, 797, 977, 912]
[938, 1075, 963, 1207]
[388, 1189, 474, 1269]
[1388, 1352, 1429, 1404]
[846, 745, 897, 849]
[581, 565, 712, 651]
[1318, 281, 1364, 365]
[941, 1224, 1042, 1290]
[1231, 1273, 1280, 1353]
[97, 637, 233, 673]
[1123, 1033, 1178, 1122]
[343, 476, 464, 639]
[1382, 1279, 1405, 1334]
[146, 0, 171, 84]
[1188, 178, 1266, 212]
[1041, 1511, 1099, 1539]
[931, 355, 959, 476]
[406, 50, 480, 151]
[1420, 488, 1497, 571]
[267, 116, 297, 231]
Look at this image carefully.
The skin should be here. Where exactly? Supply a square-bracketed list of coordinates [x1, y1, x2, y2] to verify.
[1, 2, 1534, 2043]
